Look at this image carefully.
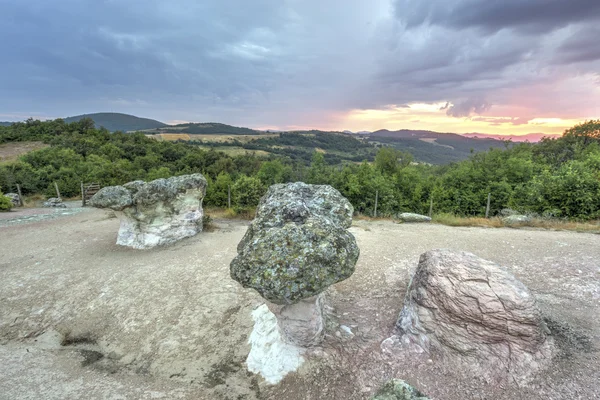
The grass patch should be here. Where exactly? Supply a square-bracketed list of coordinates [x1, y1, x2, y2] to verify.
[432, 213, 503, 228]
[432, 213, 600, 233]
[203, 207, 256, 221]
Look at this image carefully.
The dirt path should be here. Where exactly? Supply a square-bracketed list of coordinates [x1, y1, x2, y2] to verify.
[0, 210, 598, 399]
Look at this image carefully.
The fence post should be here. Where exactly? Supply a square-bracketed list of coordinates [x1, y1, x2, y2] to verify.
[428, 195, 433, 217]
[374, 190, 379, 218]
[81, 182, 85, 207]
[16, 184, 24, 206]
[227, 185, 231, 209]
[54, 182, 61, 201]
[485, 192, 491, 218]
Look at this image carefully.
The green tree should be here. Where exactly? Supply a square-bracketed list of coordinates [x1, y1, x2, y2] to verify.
[232, 175, 265, 210]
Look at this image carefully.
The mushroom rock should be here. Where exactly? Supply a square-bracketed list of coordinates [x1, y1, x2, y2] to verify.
[231, 182, 359, 382]
[90, 174, 207, 249]
[395, 249, 554, 383]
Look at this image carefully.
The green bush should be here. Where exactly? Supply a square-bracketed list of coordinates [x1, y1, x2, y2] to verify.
[0, 192, 13, 211]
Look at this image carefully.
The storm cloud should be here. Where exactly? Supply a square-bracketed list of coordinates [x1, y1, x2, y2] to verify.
[0, 0, 598, 129]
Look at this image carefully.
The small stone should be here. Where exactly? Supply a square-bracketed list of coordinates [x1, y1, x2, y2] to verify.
[372, 379, 429, 400]
[396, 213, 431, 223]
[502, 214, 532, 225]
[43, 197, 67, 208]
[340, 325, 354, 336]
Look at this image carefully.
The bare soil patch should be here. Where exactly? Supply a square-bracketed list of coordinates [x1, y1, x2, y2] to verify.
[0, 141, 49, 163]
[0, 212, 598, 399]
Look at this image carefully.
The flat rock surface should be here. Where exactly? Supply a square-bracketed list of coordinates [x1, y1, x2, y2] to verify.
[0, 211, 599, 399]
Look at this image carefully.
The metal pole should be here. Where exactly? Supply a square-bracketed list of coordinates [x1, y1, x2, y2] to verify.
[485, 192, 491, 218]
[81, 182, 85, 207]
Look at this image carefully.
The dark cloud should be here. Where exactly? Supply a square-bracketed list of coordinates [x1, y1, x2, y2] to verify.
[556, 25, 600, 63]
[0, 1, 599, 126]
[394, 0, 600, 35]
[445, 98, 491, 117]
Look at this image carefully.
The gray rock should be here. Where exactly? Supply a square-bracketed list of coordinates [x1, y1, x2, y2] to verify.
[397, 249, 554, 383]
[397, 213, 431, 223]
[372, 379, 429, 400]
[43, 198, 67, 208]
[230, 182, 359, 305]
[4, 193, 20, 207]
[499, 208, 519, 217]
[89, 174, 207, 249]
[89, 186, 132, 211]
[502, 214, 532, 225]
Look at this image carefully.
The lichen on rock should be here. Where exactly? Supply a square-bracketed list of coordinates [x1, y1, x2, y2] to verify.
[90, 173, 207, 249]
[372, 379, 429, 400]
[230, 182, 359, 305]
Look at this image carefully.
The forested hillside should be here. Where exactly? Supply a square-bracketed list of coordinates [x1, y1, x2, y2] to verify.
[1, 117, 599, 220]
[366, 129, 507, 164]
[65, 113, 167, 132]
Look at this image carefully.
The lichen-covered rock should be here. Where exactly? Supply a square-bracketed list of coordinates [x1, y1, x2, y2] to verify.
[89, 174, 207, 249]
[230, 182, 359, 305]
[397, 213, 431, 223]
[397, 249, 554, 383]
[4, 193, 20, 207]
[43, 197, 67, 208]
[89, 186, 132, 211]
[502, 214, 532, 225]
[372, 379, 429, 400]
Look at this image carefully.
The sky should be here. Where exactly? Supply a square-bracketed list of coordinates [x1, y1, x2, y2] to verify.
[1, 0, 599, 136]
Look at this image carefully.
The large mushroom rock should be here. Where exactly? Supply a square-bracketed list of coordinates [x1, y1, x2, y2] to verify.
[396, 249, 554, 383]
[90, 174, 207, 249]
[231, 182, 359, 382]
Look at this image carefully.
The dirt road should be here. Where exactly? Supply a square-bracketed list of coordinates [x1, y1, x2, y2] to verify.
[0, 209, 598, 399]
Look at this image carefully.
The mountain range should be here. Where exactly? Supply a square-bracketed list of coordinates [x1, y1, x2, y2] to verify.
[1, 112, 562, 164]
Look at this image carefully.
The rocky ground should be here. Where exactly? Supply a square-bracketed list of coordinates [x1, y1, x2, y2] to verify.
[0, 208, 598, 399]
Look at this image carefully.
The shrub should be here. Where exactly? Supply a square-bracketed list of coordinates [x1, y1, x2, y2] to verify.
[0, 192, 13, 211]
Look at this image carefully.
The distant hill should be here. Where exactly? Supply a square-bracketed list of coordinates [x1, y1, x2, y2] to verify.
[0, 122, 13, 127]
[365, 129, 508, 164]
[64, 113, 167, 132]
[145, 122, 260, 135]
[462, 132, 561, 142]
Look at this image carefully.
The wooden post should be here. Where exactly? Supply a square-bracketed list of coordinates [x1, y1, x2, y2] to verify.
[485, 192, 491, 219]
[81, 182, 86, 207]
[428, 195, 433, 217]
[54, 182, 61, 201]
[16, 184, 24, 206]
[373, 190, 379, 218]
[227, 185, 231, 209]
